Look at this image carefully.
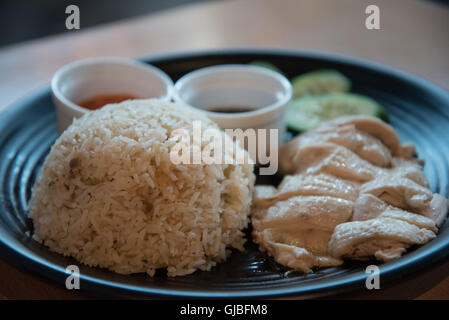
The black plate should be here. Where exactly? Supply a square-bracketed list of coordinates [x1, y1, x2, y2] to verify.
[1, 49, 449, 299]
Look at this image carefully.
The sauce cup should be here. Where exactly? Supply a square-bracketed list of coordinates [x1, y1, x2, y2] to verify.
[173, 64, 292, 140]
[51, 57, 173, 132]
[173, 64, 292, 164]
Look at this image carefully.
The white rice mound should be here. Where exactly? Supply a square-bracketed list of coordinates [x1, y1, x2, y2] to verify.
[29, 99, 255, 276]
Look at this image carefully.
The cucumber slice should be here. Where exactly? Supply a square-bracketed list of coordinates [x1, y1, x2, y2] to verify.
[249, 60, 284, 75]
[286, 93, 388, 132]
[291, 69, 351, 98]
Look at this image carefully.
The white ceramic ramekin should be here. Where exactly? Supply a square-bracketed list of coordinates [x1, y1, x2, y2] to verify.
[51, 57, 174, 132]
[172, 64, 292, 144]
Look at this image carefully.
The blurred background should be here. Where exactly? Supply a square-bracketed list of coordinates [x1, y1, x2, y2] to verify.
[0, 0, 213, 47]
[0, 0, 446, 47]
[0, 0, 447, 113]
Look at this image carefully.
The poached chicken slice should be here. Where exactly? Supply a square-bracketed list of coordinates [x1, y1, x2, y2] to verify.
[352, 194, 389, 221]
[352, 193, 438, 232]
[283, 143, 379, 182]
[360, 175, 433, 212]
[253, 196, 353, 232]
[265, 240, 343, 273]
[358, 173, 447, 226]
[328, 216, 436, 262]
[281, 124, 393, 168]
[319, 115, 403, 156]
[253, 173, 358, 208]
[252, 196, 353, 272]
[253, 115, 448, 272]
[390, 158, 428, 187]
[421, 194, 449, 227]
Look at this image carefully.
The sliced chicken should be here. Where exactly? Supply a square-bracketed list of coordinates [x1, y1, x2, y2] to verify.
[352, 194, 438, 232]
[319, 126, 392, 167]
[254, 228, 332, 258]
[252, 115, 448, 272]
[391, 158, 428, 187]
[328, 217, 436, 262]
[265, 241, 343, 273]
[396, 143, 417, 159]
[360, 175, 433, 212]
[284, 143, 379, 182]
[279, 116, 418, 173]
[253, 173, 358, 208]
[320, 115, 402, 156]
[358, 172, 447, 226]
[379, 209, 437, 232]
[254, 229, 342, 273]
[352, 194, 389, 221]
[253, 196, 353, 232]
[253, 185, 277, 208]
[277, 173, 359, 202]
[278, 139, 307, 174]
[252, 196, 352, 272]
[284, 124, 393, 167]
[421, 194, 449, 227]
[279, 126, 393, 174]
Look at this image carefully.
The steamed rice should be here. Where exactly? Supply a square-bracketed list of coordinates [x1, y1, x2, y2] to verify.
[29, 99, 255, 276]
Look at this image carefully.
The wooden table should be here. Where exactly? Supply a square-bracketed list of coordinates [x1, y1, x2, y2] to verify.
[0, 0, 448, 299]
